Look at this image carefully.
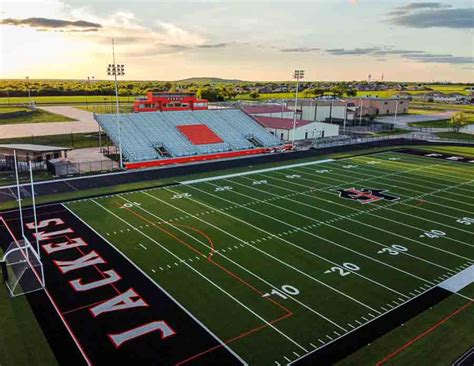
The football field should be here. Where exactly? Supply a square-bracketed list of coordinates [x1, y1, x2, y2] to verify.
[3, 149, 473, 365]
[54, 149, 474, 365]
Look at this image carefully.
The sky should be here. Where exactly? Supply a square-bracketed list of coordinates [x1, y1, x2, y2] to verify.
[0, 0, 473, 82]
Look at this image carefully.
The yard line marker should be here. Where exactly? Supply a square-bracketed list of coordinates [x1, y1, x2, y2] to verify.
[293, 352, 300, 357]
[141, 192, 348, 332]
[257, 172, 474, 262]
[236, 178, 461, 275]
[211, 180, 416, 299]
[91, 201, 307, 355]
[151, 269, 156, 273]
[139, 243, 147, 250]
[310, 342, 317, 349]
[163, 187, 382, 314]
[62, 203, 246, 365]
[326, 335, 333, 340]
[274, 361, 281, 366]
[181, 159, 334, 185]
[318, 339, 325, 345]
[284, 356, 292, 363]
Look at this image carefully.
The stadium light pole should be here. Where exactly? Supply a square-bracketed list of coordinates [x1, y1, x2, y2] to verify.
[25, 76, 32, 106]
[291, 69, 304, 146]
[107, 39, 125, 169]
[393, 98, 399, 125]
[85, 76, 95, 110]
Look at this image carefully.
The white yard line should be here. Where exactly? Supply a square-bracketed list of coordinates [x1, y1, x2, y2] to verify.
[258, 172, 474, 262]
[164, 186, 386, 314]
[118, 194, 348, 332]
[217, 179, 429, 295]
[231, 177, 457, 277]
[180, 159, 334, 185]
[293, 166, 474, 237]
[326, 161, 474, 205]
[88, 199, 307, 353]
[62, 203, 247, 365]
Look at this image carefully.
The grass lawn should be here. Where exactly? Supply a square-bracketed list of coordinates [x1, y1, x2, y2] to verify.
[0, 132, 107, 149]
[0, 107, 29, 113]
[408, 108, 444, 115]
[339, 285, 474, 366]
[0, 248, 58, 366]
[0, 109, 75, 125]
[0, 171, 53, 187]
[411, 102, 474, 113]
[436, 132, 474, 141]
[0, 95, 135, 105]
[408, 120, 451, 128]
[75, 104, 134, 114]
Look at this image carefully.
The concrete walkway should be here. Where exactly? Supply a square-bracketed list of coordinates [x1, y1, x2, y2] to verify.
[374, 111, 454, 126]
[0, 106, 99, 139]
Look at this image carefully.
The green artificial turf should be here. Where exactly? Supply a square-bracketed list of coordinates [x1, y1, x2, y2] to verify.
[63, 151, 474, 365]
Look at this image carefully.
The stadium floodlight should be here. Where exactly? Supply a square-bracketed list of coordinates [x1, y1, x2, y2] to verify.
[107, 39, 125, 169]
[291, 69, 304, 145]
[25, 76, 32, 106]
[85, 76, 95, 110]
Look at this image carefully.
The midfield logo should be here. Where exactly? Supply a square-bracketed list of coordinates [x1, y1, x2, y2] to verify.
[337, 188, 399, 204]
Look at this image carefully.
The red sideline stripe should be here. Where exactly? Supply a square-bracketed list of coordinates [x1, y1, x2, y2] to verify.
[376, 299, 474, 365]
[124, 145, 293, 170]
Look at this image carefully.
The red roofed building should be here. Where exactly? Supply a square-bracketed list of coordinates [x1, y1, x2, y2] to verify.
[253, 116, 339, 141]
[133, 92, 208, 112]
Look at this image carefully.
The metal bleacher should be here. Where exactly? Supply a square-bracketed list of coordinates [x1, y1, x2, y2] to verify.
[95, 109, 282, 162]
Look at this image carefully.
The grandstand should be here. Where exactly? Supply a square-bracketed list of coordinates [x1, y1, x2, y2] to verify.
[95, 109, 285, 168]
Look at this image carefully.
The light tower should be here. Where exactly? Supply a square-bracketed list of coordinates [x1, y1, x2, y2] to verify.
[291, 69, 304, 146]
[107, 39, 125, 169]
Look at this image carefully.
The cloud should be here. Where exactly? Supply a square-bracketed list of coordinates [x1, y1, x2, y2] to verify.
[197, 43, 229, 49]
[403, 53, 473, 64]
[324, 46, 473, 65]
[398, 2, 452, 10]
[280, 47, 320, 53]
[0, 17, 101, 31]
[326, 47, 379, 55]
[387, 3, 473, 29]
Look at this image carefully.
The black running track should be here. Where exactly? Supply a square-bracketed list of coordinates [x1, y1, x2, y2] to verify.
[1, 138, 456, 207]
[0, 205, 242, 366]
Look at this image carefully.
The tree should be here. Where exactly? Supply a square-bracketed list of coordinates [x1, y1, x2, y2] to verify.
[249, 91, 260, 99]
[449, 112, 470, 132]
[345, 88, 358, 97]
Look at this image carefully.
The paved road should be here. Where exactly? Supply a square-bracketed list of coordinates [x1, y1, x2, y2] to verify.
[0, 106, 99, 138]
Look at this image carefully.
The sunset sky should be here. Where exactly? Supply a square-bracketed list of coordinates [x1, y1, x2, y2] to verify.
[0, 0, 473, 82]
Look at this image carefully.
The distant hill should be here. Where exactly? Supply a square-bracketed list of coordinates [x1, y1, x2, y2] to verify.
[176, 77, 245, 84]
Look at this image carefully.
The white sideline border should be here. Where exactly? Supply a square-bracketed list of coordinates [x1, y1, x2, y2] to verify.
[180, 159, 335, 185]
[61, 203, 247, 366]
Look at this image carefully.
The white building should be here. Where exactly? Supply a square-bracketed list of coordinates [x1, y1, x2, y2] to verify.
[253, 116, 339, 141]
[287, 99, 354, 123]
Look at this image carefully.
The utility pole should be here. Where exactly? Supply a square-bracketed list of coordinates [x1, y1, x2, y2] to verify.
[107, 39, 125, 169]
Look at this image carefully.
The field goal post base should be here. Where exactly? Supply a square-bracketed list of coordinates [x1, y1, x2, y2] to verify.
[1, 237, 45, 298]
